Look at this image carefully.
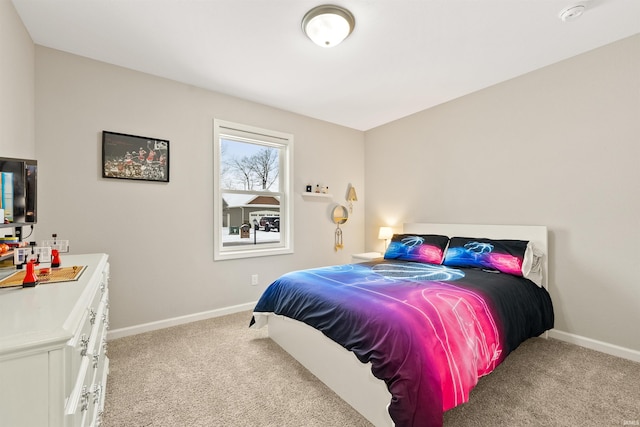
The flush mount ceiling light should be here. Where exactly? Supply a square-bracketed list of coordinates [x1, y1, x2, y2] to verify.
[302, 5, 355, 48]
[559, 4, 586, 22]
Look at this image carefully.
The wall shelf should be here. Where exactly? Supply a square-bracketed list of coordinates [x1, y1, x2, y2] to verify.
[0, 250, 14, 262]
[0, 222, 28, 229]
[301, 192, 333, 201]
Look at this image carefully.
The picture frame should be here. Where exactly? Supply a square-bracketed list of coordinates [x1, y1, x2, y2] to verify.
[102, 131, 170, 182]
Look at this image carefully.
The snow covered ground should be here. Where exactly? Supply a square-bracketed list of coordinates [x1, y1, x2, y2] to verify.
[221, 227, 280, 246]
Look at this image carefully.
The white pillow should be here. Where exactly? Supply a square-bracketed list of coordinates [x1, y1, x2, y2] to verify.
[522, 242, 544, 287]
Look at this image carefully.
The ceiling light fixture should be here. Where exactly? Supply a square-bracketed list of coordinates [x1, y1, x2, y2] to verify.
[302, 5, 355, 48]
[559, 5, 586, 22]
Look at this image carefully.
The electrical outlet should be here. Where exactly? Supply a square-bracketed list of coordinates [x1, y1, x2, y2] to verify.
[251, 274, 259, 286]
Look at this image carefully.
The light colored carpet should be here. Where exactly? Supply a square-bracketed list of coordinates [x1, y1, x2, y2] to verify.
[103, 311, 640, 427]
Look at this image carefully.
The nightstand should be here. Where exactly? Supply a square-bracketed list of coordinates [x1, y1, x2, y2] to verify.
[352, 252, 383, 263]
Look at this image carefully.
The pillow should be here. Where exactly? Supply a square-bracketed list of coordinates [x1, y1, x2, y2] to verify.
[522, 243, 544, 287]
[383, 234, 450, 265]
[443, 237, 544, 286]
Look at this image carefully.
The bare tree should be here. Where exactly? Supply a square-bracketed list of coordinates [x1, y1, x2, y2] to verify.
[220, 141, 235, 189]
[251, 148, 279, 190]
[221, 143, 279, 191]
[226, 155, 255, 190]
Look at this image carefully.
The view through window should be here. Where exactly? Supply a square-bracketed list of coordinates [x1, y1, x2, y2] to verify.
[213, 119, 293, 260]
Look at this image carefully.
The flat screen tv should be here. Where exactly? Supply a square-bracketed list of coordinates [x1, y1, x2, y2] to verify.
[0, 157, 37, 224]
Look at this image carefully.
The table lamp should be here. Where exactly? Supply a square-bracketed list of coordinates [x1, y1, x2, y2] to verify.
[378, 227, 393, 251]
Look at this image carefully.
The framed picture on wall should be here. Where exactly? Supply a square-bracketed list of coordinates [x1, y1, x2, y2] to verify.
[102, 131, 170, 182]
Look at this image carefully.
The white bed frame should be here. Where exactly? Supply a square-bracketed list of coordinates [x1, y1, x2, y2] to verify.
[264, 223, 548, 427]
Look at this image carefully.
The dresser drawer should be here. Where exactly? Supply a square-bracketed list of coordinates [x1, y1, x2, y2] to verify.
[99, 263, 110, 296]
[67, 326, 109, 426]
[88, 289, 109, 357]
[89, 354, 109, 427]
[67, 283, 103, 391]
[65, 356, 94, 427]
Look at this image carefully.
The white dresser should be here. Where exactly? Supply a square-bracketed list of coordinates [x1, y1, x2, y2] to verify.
[0, 253, 110, 427]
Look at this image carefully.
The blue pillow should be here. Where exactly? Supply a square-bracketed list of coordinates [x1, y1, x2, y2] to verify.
[383, 234, 450, 264]
[443, 237, 528, 276]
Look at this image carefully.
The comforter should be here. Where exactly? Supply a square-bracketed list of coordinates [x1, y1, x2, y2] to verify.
[250, 260, 554, 427]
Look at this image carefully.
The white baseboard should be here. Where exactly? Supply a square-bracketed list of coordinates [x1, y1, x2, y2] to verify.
[107, 301, 257, 340]
[108, 309, 640, 364]
[549, 329, 640, 363]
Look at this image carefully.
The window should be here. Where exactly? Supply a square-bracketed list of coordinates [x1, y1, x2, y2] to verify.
[213, 119, 293, 260]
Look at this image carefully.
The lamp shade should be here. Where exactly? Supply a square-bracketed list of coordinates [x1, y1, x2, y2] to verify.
[302, 5, 355, 48]
[378, 227, 393, 240]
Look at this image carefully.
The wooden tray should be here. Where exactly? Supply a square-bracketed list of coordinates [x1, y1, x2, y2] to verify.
[0, 265, 86, 288]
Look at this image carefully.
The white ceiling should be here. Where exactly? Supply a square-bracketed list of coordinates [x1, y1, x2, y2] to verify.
[11, 0, 640, 131]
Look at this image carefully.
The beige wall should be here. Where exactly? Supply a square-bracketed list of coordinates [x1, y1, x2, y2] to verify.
[0, 0, 34, 158]
[365, 34, 640, 352]
[34, 47, 365, 329]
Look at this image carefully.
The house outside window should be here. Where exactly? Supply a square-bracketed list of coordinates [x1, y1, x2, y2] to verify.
[213, 119, 293, 260]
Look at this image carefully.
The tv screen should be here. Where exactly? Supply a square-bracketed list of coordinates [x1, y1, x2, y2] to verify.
[0, 157, 37, 224]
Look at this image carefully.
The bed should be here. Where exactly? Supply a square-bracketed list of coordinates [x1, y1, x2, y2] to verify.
[250, 223, 554, 427]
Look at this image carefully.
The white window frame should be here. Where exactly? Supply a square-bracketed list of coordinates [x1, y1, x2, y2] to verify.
[213, 119, 294, 260]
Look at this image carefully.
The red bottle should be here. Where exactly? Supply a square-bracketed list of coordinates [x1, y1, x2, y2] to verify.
[51, 249, 61, 268]
[22, 260, 39, 287]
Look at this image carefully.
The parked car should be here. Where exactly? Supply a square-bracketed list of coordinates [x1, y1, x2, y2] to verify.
[259, 216, 280, 232]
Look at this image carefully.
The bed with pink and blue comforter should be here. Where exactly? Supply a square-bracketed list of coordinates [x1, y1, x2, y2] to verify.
[251, 258, 553, 426]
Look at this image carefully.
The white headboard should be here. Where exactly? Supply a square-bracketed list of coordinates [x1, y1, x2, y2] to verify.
[402, 223, 548, 289]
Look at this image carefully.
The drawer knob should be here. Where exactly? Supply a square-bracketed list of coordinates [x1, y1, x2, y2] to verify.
[80, 334, 89, 356]
[102, 312, 109, 329]
[89, 308, 97, 325]
[92, 384, 102, 404]
[81, 386, 90, 412]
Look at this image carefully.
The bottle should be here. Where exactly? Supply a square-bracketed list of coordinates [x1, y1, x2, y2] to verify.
[51, 249, 61, 268]
[22, 260, 38, 287]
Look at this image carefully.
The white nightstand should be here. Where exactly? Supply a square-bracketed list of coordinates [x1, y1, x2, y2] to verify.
[352, 252, 383, 263]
